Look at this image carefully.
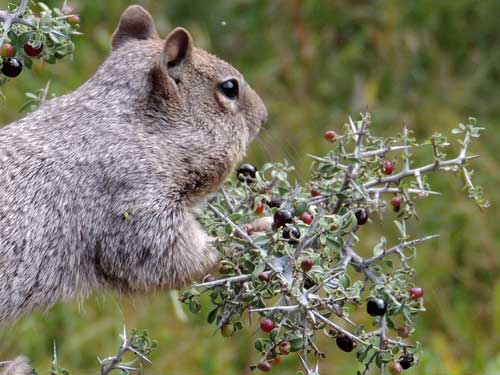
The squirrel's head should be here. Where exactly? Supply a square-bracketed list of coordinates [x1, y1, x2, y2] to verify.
[110, 5, 267, 158]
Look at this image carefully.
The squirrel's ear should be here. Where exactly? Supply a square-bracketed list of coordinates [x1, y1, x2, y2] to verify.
[112, 5, 158, 50]
[163, 27, 193, 68]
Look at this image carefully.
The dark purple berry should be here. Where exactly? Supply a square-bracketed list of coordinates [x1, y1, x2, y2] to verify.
[399, 354, 414, 370]
[273, 209, 293, 228]
[267, 196, 282, 208]
[1, 57, 22, 77]
[282, 225, 300, 241]
[355, 208, 369, 225]
[303, 277, 315, 290]
[236, 163, 257, 182]
[367, 298, 387, 316]
[335, 334, 356, 352]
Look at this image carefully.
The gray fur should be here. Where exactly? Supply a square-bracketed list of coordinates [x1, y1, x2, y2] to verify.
[0, 5, 267, 325]
[1, 7, 267, 372]
[0, 357, 32, 375]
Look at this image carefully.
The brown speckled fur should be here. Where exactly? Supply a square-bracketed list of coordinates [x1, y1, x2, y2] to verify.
[0, 6, 266, 370]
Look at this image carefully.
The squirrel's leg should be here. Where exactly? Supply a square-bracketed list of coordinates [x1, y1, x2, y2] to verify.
[95, 207, 220, 292]
[166, 212, 220, 288]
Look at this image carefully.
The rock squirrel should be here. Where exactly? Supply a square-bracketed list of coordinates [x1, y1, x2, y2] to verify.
[0, 5, 267, 372]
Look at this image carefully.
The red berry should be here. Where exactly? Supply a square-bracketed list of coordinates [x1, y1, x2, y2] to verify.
[0, 43, 15, 57]
[389, 361, 403, 374]
[271, 356, 281, 366]
[310, 187, 321, 197]
[383, 161, 394, 175]
[255, 201, 265, 215]
[278, 341, 291, 355]
[258, 273, 271, 282]
[409, 287, 424, 300]
[324, 130, 337, 142]
[300, 258, 313, 272]
[299, 211, 313, 225]
[23, 43, 43, 57]
[397, 326, 411, 338]
[391, 196, 402, 208]
[260, 318, 276, 333]
[67, 14, 80, 25]
[256, 361, 272, 372]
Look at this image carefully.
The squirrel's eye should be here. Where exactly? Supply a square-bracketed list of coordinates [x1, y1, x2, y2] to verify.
[219, 79, 239, 100]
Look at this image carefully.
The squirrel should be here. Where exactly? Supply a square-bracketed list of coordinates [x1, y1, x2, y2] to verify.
[0, 5, 267, 373]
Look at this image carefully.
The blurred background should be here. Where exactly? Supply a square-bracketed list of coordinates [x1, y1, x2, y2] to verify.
[0, 0, 499, 374]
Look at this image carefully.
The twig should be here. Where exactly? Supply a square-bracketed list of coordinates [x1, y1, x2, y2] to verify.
[311, 311, 368, 345]
[39, 80, 51, 107]
[0, 0, 31, 47]
[220, 187, 235, 213]
[99, 326, 152, 375]
[364, 129, 476, 189]
[364, 234, 440, 265]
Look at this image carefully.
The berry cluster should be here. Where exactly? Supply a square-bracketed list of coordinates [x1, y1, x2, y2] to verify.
[181, 114, 486, 374]
[0, 2, 80, 81]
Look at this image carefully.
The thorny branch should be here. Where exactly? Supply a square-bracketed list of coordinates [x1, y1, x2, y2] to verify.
[0, 0, 31, 47]
[189, 115, 485, 374]
[99, 327, 153, 375]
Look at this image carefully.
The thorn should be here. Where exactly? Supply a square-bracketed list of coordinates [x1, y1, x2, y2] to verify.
[127, 346, 153, 364]
[465, 154, 480, 160]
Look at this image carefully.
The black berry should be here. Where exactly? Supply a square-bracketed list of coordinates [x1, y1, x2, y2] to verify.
[399, 354, 414, 370]
[1, 57, 22, 78]
[267, 195, 282, 208]
[236, 163, 257, 182]
[273, 209, 293, 228]
[303, 277, 315, 290]
[355, 208, 369, 225]
[367, 298, 387, 316]
[335, 334, 356, 352]
[282, 225, 300, 241]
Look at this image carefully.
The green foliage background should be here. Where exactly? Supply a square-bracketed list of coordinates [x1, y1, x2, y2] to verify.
[0, 1, 499, 374]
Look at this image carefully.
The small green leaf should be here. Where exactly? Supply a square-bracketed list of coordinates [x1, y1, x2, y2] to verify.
[188, 300, 201, 314]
